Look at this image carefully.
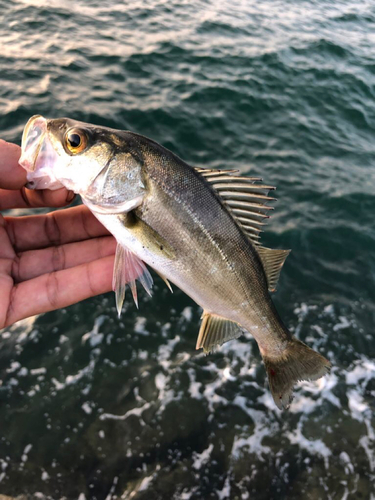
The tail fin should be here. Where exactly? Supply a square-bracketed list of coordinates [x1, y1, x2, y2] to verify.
[262, 338, 331, 409]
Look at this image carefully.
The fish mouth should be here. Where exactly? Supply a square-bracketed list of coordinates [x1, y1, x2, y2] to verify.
[19, 115, 65, 190]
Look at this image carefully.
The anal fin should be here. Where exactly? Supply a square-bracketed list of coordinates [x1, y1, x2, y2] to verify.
[112, 243, 153, 316]
[196, 312, 244, 354]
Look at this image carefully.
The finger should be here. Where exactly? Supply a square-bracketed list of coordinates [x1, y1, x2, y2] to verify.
[0, 217, 15, 259]
[4, 255, 115, 328]
[0, 140, 26, 189]
[14, 235, 116, 282]
[0, 187, 75, 211]
[6, 205, 110, 252]
[0, 140, 75, 208]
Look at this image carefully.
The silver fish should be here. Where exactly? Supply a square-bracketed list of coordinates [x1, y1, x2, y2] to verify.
[19, 115, 331, 409]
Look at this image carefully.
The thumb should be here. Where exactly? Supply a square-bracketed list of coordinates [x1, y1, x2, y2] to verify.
[21, 186, 76, 208]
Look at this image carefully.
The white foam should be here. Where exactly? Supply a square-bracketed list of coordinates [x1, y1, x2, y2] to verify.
[346, 359, 375, 386]
[6, 361, 21, 373]
[323, 304, 334, 315]
[181, 306, 193, 322]
[82, 315, 106, 346]
[81, 402, 92, 415]
[104, 475, 118, 500]
[287, 424, 331, 469]
[347, 389, 368, 419]
[231, 401, 273, 458]
[340, 451, 354, 475]
[217, 475, 231, 500]
[21, 444, 33, 463]
[134, 317, 148, 335]
[138, 475, 153, 491]
[154, 371, 178, 413]
[333, 316, 352, 332]
[187, 368, 203, 399]
[192, 443, 213, 469]
[100, 401, 152, 422]
[30, 368, 47, 376]
[41, 470, 49, 481]
[157, 335, 182, 370]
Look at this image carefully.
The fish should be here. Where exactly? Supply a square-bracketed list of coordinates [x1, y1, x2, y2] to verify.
[19, 114, 331, 409]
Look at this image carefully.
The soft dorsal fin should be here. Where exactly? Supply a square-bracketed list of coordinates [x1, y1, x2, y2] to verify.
[196, 312, 244, 354]
[257, 246, 290, 292]
[195, 167, 276, 246]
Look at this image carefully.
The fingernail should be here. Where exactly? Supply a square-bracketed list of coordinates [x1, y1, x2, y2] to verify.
[66, 190, 76, 202]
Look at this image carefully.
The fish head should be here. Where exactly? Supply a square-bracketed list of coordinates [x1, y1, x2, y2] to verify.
[19, 115, 145, 213]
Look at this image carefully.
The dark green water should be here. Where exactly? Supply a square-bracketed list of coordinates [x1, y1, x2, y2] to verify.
[1, 0, 375, 498]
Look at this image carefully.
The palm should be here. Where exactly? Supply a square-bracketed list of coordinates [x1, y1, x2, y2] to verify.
[0, 141, 115, 329]
[0, 205, 115, 329]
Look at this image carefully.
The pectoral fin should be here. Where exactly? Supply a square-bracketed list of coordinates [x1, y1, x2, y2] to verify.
[113, 243, 153, 316]
[196, 312, 244, 354]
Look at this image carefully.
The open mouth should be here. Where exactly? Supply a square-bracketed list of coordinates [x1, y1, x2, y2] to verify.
[19, 115, 65, 190]
[20, 115, 46, 173]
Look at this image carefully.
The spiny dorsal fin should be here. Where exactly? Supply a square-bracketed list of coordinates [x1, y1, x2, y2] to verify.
[194, 167, 276, 246]
[195, 168, 290, 290]
[257, 246, 290, 292]
[196, 312, 244, 354]
[195, 167, 240, 178]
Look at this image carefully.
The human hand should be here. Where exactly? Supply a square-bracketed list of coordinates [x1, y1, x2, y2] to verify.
[0, 139, 116, 329]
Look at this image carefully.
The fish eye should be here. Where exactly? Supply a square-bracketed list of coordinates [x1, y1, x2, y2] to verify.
[65, 128, 88, 154]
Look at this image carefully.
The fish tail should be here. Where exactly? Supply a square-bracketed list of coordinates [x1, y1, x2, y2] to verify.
[261, 338, 331, 410]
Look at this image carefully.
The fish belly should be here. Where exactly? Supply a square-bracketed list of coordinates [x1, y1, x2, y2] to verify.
[91, 209, 255, 323]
